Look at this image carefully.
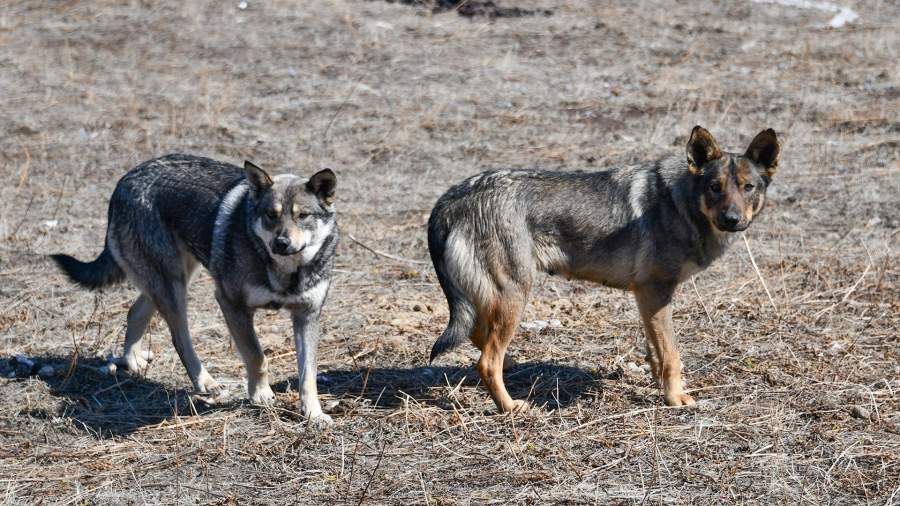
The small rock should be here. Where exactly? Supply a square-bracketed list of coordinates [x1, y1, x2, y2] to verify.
[237, 1, 248, 9]
[520, 320, 549, 332]
[849, 406, 871, 420]
[412, 304, 423, 312]
[626, 361, 643, 374]
[37, 365, 56, 378]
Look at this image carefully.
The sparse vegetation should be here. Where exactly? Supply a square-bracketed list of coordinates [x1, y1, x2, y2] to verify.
[0, 0, 897, 503]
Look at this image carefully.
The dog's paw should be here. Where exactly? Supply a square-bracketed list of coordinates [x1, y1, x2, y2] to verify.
[501, 399, 531, 414]
[664, 392, 696, 407]
[306, 411, 334, 428]
[249, 384, 276, 407]
[118, 349, 154, 372]
[194, 369, 221, 395]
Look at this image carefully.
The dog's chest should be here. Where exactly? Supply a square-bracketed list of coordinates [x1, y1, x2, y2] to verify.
[244, 278, 329, 310]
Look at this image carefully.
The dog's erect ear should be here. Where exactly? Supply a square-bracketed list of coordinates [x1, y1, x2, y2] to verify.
[745, 128, 780, 180]
[244, 161, 273, 197]
[307, 169, 337, 206]
[686, 125, 723, 175]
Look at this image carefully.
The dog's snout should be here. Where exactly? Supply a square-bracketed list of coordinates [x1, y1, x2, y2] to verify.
[273, 236, 292, 254]
[721, 211, 740, 227]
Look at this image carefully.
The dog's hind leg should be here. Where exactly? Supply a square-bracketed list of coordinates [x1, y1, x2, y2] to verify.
[473, 291, 529, 414]
[633, 283, 695, 407]
[215, 292, 274, 406]
[138, 253, 218, 394]
[119, 293, 157, 372]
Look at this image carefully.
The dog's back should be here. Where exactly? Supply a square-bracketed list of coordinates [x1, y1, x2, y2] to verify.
[110, 154, 246, 268]
[53, 154, 244, 289]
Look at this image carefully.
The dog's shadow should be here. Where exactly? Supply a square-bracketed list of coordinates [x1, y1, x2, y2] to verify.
[5, 355, 605, 437]
[276, 361, 603, 412]
[1, 355, 232, 437]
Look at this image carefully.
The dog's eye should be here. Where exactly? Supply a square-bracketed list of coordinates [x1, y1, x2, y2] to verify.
[709, 182, 722, 194]
[297, 213, 311, 221]
[266, 210, 279, 220]
[744, 183, 755, 192]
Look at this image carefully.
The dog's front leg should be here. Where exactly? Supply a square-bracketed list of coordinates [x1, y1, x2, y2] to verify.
[633, 283, 696, 407]
[215, 291, 274, 406]
[292, 309, 332, 425]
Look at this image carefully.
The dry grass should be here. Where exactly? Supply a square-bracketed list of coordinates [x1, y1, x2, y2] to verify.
[1, 0, 898, 504]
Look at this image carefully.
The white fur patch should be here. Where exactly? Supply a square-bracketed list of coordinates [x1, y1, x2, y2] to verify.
[299, 219, 334, 264]
[211, 182, 249, 274]
[244, 278, 330, 309]
[628, 172, 648, 219]
[444, 229, 493, 306]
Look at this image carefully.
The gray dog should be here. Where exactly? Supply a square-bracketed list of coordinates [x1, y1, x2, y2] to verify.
[427, 126, 780, 413]
[52, 154, 338, 424]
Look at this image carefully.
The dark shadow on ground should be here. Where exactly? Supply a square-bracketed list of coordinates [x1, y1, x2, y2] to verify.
[0, 354, 236, 437]
[377, 0, 552, 18]
[275, 361, 604, 412]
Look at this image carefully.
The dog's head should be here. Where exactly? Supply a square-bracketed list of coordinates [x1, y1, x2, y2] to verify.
[244, 161, 337, 264]
[686, 126, 780, 233]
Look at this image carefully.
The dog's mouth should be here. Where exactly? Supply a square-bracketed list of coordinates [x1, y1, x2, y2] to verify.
[714, 218, 749, 233]
[271, 242, 305, 256]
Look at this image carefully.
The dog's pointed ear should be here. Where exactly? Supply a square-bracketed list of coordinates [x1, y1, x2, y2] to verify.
[686, 125, 723, 175]
[244, 161, 273, 198]
[745, 128, 780, 181]
[307, 168, 337, 206]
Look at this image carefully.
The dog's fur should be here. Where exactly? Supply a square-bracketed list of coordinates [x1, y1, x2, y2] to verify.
[52, 154, 338, 424]
[428, 127, 781, 412]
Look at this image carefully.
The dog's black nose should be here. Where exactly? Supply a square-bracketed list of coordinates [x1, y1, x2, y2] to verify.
[273, 236, 291, 252]
[720, 211, 741, 229]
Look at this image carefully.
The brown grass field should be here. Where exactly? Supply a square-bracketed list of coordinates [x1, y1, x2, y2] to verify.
[1, 0, 898, 504]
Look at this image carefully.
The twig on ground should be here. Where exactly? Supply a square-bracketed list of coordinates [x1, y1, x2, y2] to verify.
[347, 233, 429, 265]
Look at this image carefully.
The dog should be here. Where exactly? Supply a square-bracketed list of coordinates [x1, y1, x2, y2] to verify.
[51, 154, 338, 424]
[427, 126, 780, 412]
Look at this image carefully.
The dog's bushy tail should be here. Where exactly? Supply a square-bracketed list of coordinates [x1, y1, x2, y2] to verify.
[427, 213, 477, 363]
[51, 245, 126, 290]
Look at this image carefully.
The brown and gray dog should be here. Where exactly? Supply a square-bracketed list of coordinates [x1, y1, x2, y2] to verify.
[427, 126, 781, 412]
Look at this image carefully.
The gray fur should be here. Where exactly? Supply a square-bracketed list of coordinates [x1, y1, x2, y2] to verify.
[428, 145, 774, 360]
[52, 154, 338, 423]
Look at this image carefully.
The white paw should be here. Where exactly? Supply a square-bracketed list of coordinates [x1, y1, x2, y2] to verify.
[194, 369, 220, 394]
[118, 350, 152, 372]
[307, 411, 334, 427]
[249, 384, 276, 406]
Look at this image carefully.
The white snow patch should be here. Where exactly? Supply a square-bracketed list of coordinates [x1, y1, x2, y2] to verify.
[752, 0, 859, 28]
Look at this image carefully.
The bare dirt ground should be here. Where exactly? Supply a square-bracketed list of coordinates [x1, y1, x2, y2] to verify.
[1, 0, 898, 504]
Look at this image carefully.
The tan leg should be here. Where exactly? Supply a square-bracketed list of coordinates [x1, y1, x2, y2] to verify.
[633, 283, 695, 407]
[472, 300, 528, 413]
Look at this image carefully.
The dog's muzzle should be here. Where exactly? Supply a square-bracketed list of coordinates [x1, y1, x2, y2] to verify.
[715, 211, 748, 233]
[272, 236, 304, 256]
